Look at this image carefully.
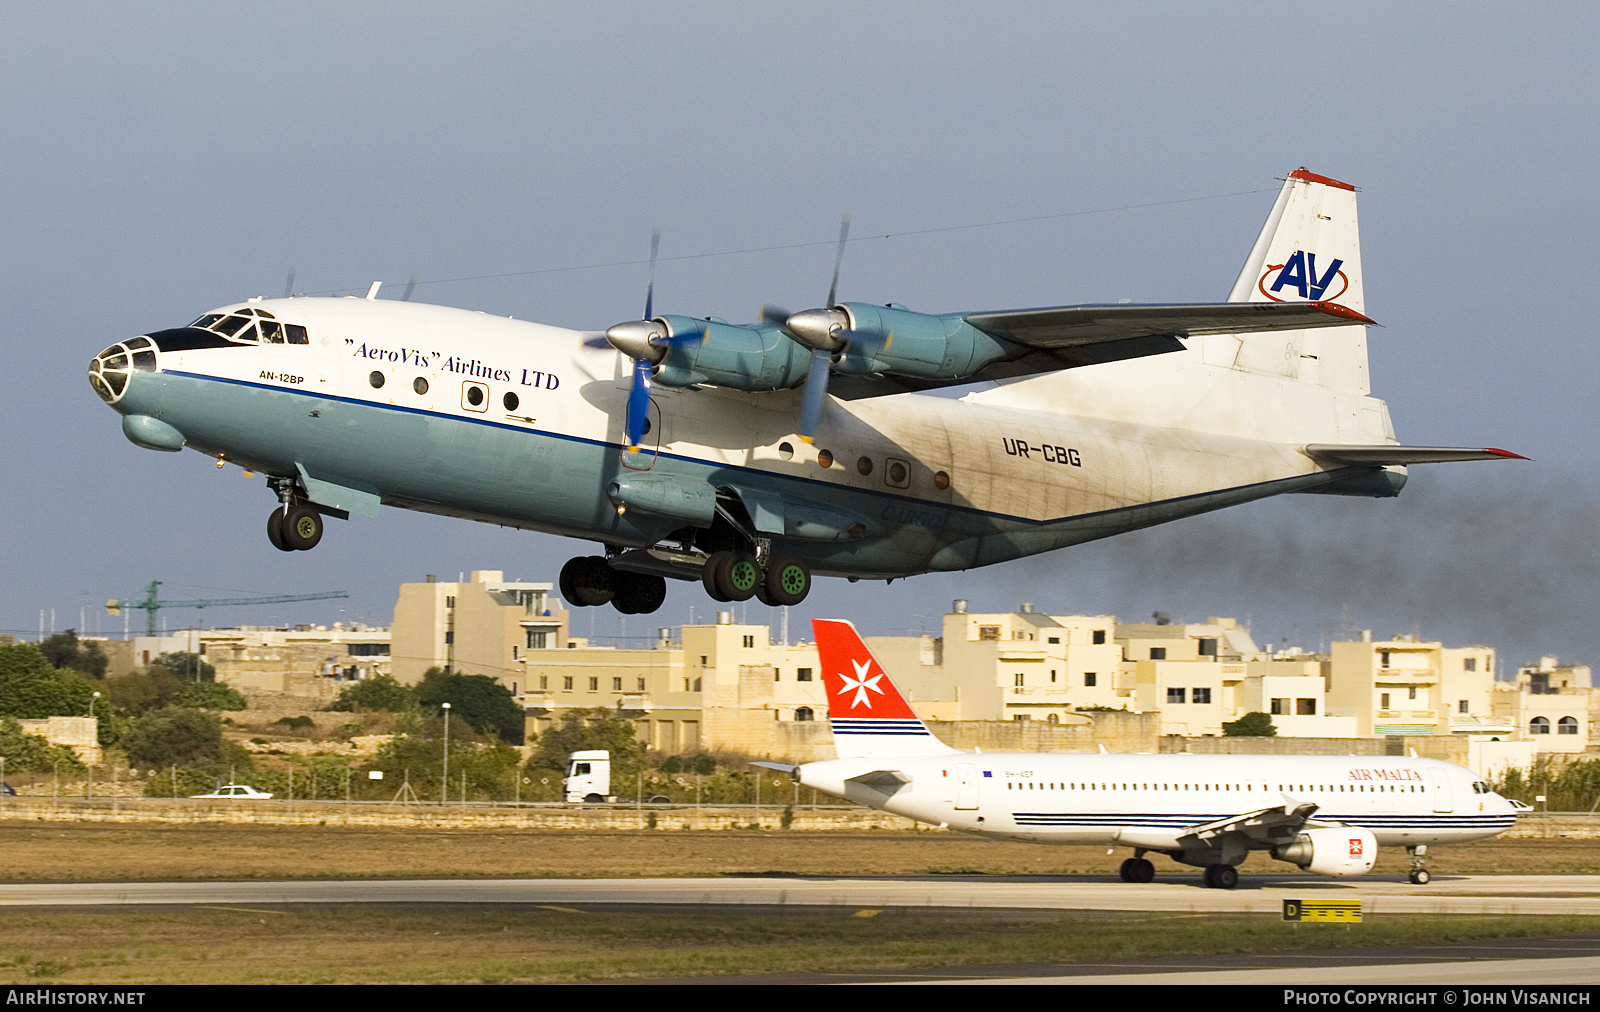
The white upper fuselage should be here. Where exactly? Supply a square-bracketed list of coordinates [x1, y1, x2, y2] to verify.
[797, 751, 1515, 850]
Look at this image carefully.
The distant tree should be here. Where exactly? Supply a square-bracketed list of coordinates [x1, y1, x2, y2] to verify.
[39, 630, 108, 679]
[1222, 711, 1277, 737]
[416, 668, 523, 744]
[120, 707, 227, 769]
[530, 707, 646, 786]
[171, 680, 247, 711]
[148, 652, 215, 683]
[330, 675, 417, 713]
[102, 668, 183, 715]
[0, 644, 97, 719]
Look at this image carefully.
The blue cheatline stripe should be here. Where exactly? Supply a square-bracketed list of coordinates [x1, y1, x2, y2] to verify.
[157, 368, 1343, 530]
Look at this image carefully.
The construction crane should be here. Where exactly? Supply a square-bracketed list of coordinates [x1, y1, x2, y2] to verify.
[107, 581, 350, 636]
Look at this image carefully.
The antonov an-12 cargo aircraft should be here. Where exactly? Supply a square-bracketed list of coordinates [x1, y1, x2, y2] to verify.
[90, 169, 1521, 613]
[754, 620, 1519, 889]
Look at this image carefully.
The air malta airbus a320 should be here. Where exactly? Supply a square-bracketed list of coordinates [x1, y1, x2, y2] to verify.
[89, 170, 1521, 613]
[755, 620, 1519, 889]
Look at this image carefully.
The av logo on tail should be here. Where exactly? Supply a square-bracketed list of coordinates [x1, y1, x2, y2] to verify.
[1259, 250, 1348, 302]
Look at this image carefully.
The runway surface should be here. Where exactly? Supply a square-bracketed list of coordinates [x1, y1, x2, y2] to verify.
[2, 873, 1598, 916]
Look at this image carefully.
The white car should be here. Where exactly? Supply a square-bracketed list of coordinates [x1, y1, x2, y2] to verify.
[190, 784, 274, 800]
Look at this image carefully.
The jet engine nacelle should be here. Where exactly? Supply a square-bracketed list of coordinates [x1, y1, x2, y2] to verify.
[834, 303, 1015, 379]
[1274, 826, 1378, 877]
[650, 315, 813, 392]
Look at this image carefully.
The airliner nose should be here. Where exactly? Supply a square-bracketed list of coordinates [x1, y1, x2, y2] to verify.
[88, 336, 157, 404]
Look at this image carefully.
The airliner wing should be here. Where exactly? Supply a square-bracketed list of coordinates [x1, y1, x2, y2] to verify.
[1179, 800, 1320, 848]
[828, 301, 1374, 397]
[964, 300, 1372, 350]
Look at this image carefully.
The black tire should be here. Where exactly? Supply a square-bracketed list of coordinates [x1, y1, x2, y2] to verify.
[1119, 858, 1138, 883]
[1410, 868, 1431, 885]
[583, 793, 605, 804]
[719, 552, 760, 602]
[613, 572, 666, 615]
[763, 556, 811, 606]
[559, 556, 584, 605]
[1204, 864, 1238, 889]
[266, 507, 294, 552]
[1128, 858, 1155, 883]
[565, 556, 615, 607]
[647, 795, 671, 804]
[281, 505, 323, 551]
[701, 552, 732, 602]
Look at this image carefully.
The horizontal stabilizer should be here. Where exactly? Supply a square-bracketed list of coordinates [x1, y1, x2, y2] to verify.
[750, 761, 798, 777]
[1306, 445, 1529, 465]
[965, 300, 1372, 351]
[845, 769, 911, 789]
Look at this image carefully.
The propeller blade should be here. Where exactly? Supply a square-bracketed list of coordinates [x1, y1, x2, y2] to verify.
[797, 349, 833, 442]
[625, 358, 653, 448]
[643, 228, 661, 320]
[825, 214, 851, 308]
[758, 305, 792, 325]
[283, 267, 296, 299]
[401, 274, 418, 301]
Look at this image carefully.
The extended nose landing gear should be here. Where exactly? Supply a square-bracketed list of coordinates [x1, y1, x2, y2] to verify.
[1406, 845, 1431, 884]
[267, 505, 324, 552]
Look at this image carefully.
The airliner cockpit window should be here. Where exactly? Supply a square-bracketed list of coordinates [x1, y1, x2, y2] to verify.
[191, 310, 308, 345]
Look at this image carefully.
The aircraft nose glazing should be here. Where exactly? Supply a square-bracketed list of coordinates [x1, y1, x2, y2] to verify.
[88, 336, 157, 404]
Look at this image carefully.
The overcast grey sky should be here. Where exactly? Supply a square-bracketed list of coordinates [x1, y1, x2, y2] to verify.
[2, 3, 1595, 667]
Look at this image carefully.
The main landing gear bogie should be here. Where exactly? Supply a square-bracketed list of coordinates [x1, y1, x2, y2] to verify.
[559, 556, 668, 615]
[703, 550, 812, 606]
[1202, 864, 1240, 889]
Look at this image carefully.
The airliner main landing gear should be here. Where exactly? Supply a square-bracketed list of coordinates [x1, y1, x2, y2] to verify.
[1406, 845, 1432, 884]
[1202, 864, 1239, 889]
[559, 556, 667, 615]
[701, 551, 811, 606]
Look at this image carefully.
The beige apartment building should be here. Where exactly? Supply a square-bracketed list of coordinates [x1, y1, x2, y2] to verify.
[382, 572, 1593, 760]
[390, 571, 567, 687]
[97, 625, 391, 696]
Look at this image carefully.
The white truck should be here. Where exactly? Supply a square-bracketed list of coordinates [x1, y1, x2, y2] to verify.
[563, 750, 613, 803]
[563, 750, 673, 804]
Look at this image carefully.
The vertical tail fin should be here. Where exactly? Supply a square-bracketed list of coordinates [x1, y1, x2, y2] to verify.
[1221, 168, 1370, 393]
[813, 619, 959, 758]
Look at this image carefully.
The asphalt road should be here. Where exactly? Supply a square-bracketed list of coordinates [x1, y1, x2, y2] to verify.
[2, 872, 1598, 915]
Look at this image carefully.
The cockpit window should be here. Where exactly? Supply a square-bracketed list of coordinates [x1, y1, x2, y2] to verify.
[211, 315, 252, 337]
[193, 310, 307, 345]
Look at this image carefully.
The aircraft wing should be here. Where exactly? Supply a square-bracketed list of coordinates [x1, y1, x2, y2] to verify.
[829, 300, 1373, 398]
[1177, 799, 1320, 849]
[964, 300, 1372, 350]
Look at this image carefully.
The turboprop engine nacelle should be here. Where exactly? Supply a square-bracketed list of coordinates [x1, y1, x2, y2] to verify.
[650, 315, 813, 392]
[791, 303, 1017, 380]
[1274, 826, 1378, 877]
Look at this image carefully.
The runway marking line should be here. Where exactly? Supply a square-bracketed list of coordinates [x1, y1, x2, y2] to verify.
[536, 905, 586, 914]
[195, 906, 290, 915]
[853, 909, 881, 918]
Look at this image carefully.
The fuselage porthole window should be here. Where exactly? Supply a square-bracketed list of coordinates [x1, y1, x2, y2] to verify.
[369, 371, 386, 390]
[414, 377, 429, 395]
[503, 391, 519, 412]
